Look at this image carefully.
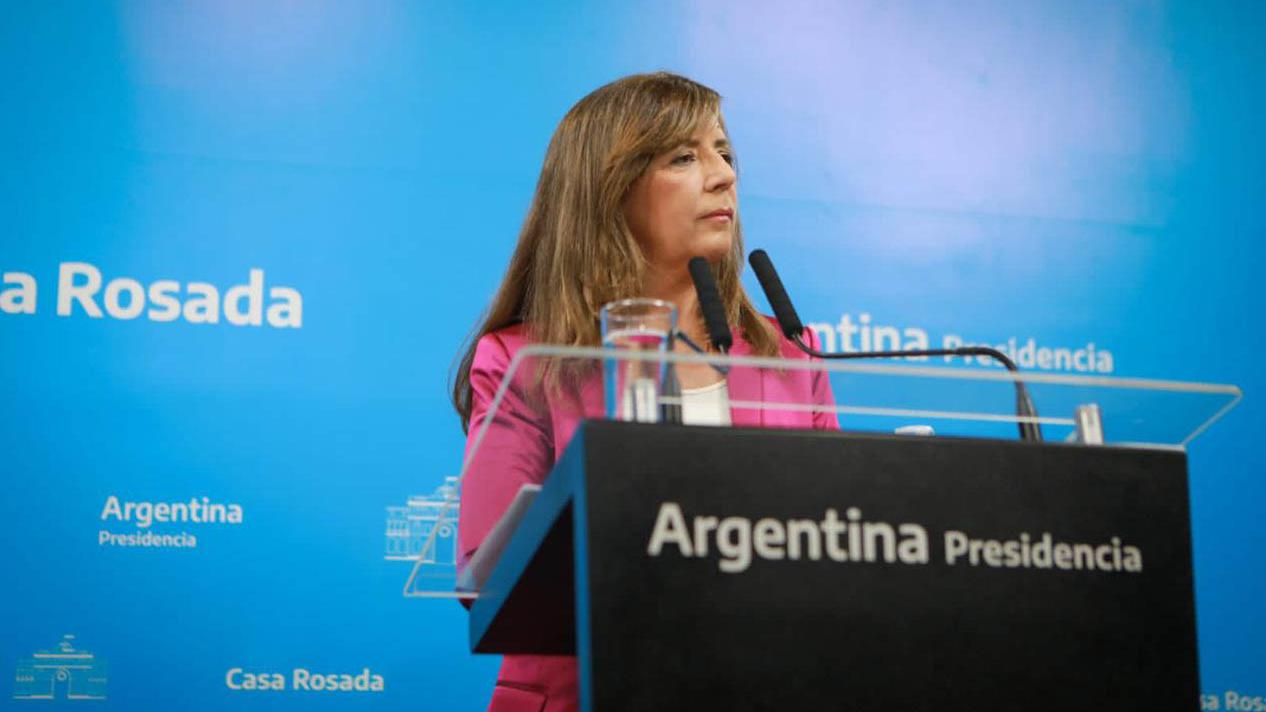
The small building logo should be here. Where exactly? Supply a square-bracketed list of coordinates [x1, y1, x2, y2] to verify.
[386, 477, 466, 596]
[13, 634, 108, 701]
[385, 477, 459, 566]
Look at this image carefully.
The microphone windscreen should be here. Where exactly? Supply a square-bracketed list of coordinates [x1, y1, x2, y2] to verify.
[748, 249, 804, 339]
[688, 257, 733, 353]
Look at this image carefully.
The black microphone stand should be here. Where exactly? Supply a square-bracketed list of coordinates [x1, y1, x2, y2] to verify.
[659, 330, 731, 425]
[749, 248, 1042, 443]
[790, 335, 1043, 443]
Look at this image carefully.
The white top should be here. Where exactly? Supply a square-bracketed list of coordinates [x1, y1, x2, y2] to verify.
[680, 380, 732, 427]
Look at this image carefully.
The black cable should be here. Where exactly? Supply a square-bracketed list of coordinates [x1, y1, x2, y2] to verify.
[749, 248, 1042, 442]
[792, 335, 1043, 442]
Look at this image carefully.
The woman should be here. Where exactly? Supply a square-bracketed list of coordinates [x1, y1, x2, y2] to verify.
[452, 72, 836, 712]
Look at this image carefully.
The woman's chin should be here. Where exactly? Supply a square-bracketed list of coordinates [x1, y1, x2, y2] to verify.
[691, 232, 734, 263]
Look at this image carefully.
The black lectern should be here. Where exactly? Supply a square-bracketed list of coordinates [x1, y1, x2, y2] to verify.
[470, 420, 1199, 711]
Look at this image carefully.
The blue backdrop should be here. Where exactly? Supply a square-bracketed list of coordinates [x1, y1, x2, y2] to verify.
[3, 1, 1262, 709]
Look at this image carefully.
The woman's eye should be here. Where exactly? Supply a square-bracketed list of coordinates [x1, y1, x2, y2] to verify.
[671, 152, 696, 165]
[720, 152, 734, 165]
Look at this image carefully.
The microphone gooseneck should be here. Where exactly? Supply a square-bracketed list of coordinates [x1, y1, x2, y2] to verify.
[688, 257, 733, 354]
[673, 330, 730, 374]
[659, 331, 683, 425]
[747, 249, 1043, 442]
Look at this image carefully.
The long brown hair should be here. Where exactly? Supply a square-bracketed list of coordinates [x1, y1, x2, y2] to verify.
[452, 72, 779, 431]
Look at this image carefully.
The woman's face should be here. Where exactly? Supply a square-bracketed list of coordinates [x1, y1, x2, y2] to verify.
[623, 122, 737, 272]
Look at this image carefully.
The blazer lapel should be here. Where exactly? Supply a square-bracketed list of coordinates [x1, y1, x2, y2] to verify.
[725, 332, 765, 428]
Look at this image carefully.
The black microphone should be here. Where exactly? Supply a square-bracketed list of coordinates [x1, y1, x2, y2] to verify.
[748, 249, 804, 340]
[747, 249, 1042, 442]
[688, 257, 733, 354]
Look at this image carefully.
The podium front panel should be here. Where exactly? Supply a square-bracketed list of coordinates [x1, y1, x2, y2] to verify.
[574, 422, 1195, 711]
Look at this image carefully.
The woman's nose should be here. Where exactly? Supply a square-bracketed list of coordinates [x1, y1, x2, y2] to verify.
[705, 153, 736, 192]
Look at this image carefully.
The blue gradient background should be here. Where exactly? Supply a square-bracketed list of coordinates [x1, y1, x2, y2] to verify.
[2, 1, 1262, 709]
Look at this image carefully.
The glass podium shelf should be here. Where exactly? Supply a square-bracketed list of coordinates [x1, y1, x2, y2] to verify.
[403, 345, 1242, 599]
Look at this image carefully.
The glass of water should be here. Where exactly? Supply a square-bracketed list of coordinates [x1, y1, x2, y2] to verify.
[600, 298, 677, 422]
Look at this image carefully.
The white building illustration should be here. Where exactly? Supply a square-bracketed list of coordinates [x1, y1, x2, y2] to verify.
[13, 634, 108, 701]
[385, 476, 460, 568]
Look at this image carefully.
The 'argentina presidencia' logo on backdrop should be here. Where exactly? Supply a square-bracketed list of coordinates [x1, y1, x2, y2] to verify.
[98, 494, 244, 549]
[13, 635, 108, 701]
[806, 312, 1116, 374]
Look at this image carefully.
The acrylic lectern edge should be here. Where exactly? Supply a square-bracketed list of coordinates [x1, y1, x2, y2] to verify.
[468, 428, 586, 652]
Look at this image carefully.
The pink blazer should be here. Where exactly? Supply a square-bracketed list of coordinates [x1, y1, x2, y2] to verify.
[458, 320, 838, 712]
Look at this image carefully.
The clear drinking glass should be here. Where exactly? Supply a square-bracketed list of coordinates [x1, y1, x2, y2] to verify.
[600, 298, 677, 423]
